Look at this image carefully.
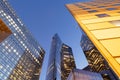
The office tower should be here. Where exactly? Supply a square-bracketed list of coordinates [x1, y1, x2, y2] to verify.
[66, 0, 120, 79]
[0, 0, 45, 80]
[80, 34, 116, 80]
[46, 34, 76, 80]
[80, 34, 109, 72]
[67, 69, 103, 80]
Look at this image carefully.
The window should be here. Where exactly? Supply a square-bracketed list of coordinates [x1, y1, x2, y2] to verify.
[110, 20, 120, 26]
[96, 14, 110, 18]
[88, 10, 98, 13]
[74, 4, 85, 8]
[0, 65, 3, 69]
[113, 3, 120, 6]
[78, 6, 85, 8]
[98, 6, 106, 8]
[106, 8, 116, 10]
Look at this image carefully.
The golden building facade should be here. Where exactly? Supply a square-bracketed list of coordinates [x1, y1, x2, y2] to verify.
[66, 0, 120, 79]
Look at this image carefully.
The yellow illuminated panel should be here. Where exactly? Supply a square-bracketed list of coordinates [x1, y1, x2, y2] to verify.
[91, 28, 120, 39]
[115, 58, 120, 64]
[66, 0, 120, 79]
[109, 13, 120, 16]
[86, 22, 115, 30]
[81, 16, 120, 24]
[100, 38, 120, 57]
[77, 15, 97, 20]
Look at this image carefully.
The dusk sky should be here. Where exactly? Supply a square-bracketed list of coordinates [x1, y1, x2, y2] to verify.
[8, 0, 90, 80]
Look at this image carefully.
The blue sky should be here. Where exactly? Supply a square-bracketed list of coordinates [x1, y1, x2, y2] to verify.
[9, 0, 89, 80]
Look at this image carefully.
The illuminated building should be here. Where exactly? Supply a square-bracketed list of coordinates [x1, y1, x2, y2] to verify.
[67, 69, 103, 80]
[80, 34, 117, 80]
[46, 34, 76, 80]
[0, 0, 45, 80]
[66, 0, 120, 79]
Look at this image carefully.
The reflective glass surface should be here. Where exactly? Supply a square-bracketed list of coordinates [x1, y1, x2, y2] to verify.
[0, 0, 45, 80]
[46, 34, 76, 80]
[67, 69, 103, 80]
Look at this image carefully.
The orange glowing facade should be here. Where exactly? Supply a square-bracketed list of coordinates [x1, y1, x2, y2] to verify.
[66, 0, 120, 79]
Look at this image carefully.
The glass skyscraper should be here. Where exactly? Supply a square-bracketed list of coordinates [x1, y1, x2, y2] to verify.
[46, 34, 76, 80]
[80, 34, 117, 80]
[66, 0, 120, 79]
[0, 0, 45, 80]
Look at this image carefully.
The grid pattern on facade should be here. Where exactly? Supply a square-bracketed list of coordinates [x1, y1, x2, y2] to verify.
[80, 34, 109, 72]
[8, 50, 36, 80]
[85, 48, 109, 72]
[80, 34, 94, 51]
[80, 34, 117, 80]
[66, 0, 120, 78]
[7, 49, 44, 80]
[0, 0, 45, 80]
[61, 44, 76, 80]
[0, 35, 24, 80]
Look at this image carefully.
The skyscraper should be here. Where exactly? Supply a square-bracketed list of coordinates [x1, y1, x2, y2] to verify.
[66, 0, 120, 79]
[46, 34, 76, 80]
[0, 0, 45, 80]
[80, 34, 116, 80]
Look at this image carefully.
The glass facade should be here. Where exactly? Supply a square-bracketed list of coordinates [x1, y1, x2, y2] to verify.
[46, 34, 62, 80]
[46, 34, 76, 80]
[80, 34, 117, 80]
[66, 0, 120, 79]
[0, 0, 45, 80]
[67, 69, 103, 80]
[80, 33, 94, 51]
[61, 44, 76, 80]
